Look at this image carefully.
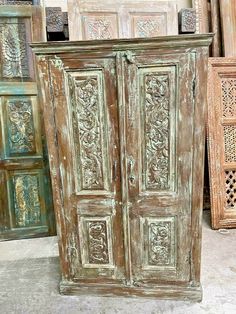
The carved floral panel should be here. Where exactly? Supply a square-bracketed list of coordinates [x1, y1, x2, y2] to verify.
[143, 73, 170, 190]
[11, 173, 41, 228]
[143, 217, 176, 268]
[81, 14, 118, 40]
[131, 15, 166, 38]
[6, 99, 36, 155]
[87, 221, 109, 264]
[68, 71, 109, 192]
[79, 216, 113, 267]
[0, 20, 29, 78]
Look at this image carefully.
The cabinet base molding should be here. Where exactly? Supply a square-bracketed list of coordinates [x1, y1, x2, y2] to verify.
[60, 281, 202, 302]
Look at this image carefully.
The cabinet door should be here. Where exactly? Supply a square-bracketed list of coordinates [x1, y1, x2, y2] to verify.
[0, 6, 55, 240]
[68, 0, 178, 41]
[47, 55, 125, 283]
[123, 51, 196, 284]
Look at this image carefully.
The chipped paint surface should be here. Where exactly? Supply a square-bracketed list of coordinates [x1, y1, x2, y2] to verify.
[33, 35, 212, 300]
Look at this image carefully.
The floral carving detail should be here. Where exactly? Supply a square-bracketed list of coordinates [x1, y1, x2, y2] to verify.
[144, 74, 170, 190]
[87, 19, 112, 39]
[0, 22, 29, 78]
[7, 100, 35, 154]
[136, 19, 161, 37]
[69, 75, 106, 190]
[221, 79, 236, 118]
[13, 174, 41, 227]
[149, 221, 172, 265]
[88, 221, 109, 264]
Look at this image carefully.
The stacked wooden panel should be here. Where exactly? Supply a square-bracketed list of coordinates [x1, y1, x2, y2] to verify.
[68, 0, 178, 41]
[0, 6, 55, 240]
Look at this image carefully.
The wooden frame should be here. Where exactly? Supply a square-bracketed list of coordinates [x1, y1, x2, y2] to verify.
[208, 58, 236, 229]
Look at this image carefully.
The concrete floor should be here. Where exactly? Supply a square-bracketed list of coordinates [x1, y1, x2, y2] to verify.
[0, 210, 236, 314]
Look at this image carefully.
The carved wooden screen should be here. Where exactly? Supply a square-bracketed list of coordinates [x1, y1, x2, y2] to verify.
[0, 6, 55, 240]
[68, 0, 178, 41]
[208, 58, 236, 229]
[219, 0, 236, 57]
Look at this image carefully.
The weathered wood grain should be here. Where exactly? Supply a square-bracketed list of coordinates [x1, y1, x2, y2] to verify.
[193, 0, 209, 33]
[67, 0, 178, 41]
[207, 58, 236, 229]
[210, 0, 222, 57]
[219, 0, 236, 57]
[32, 34, 213, 300]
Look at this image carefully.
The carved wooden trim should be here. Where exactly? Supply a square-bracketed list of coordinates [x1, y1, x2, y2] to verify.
[193, 0, 209, 33]
[208, 58, 236, 229]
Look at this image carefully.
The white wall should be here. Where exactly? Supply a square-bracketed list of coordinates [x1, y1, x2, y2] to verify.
[43, 0, 192, 12]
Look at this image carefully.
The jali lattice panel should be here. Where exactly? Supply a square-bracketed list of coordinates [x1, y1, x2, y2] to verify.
[208, 58, 236, 229]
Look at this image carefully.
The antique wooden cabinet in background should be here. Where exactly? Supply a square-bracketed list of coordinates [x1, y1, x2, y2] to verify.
[208, 58, 236, 229]
[68, 0, 178, 41]
[32, 34, 212, 301]
[0, 6, 55, 240]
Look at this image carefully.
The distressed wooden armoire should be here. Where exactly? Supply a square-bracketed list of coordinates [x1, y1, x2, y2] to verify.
[32, 34, 213, 301]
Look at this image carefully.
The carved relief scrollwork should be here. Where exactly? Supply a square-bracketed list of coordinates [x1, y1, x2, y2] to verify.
[7, 100, 35, 155]
[88, 221, 109, 264]
[13, 174, 41, 227]
[0, 22, 29, 78]
[144, 74, 170, 190]
[69, 73, 107, 191]
[148, 221, 172, 266]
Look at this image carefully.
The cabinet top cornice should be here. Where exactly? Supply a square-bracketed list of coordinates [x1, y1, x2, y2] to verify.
[31, 34, 213, 55]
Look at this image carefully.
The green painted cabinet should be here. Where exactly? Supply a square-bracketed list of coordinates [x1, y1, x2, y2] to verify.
[32, 34, 212, 300]
[0, 6, 55, 240]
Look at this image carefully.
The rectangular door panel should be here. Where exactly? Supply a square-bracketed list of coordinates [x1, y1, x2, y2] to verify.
[124, 52, 195, 283]
[48, 56, 125, 282]
[68, 0, 178, 40]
